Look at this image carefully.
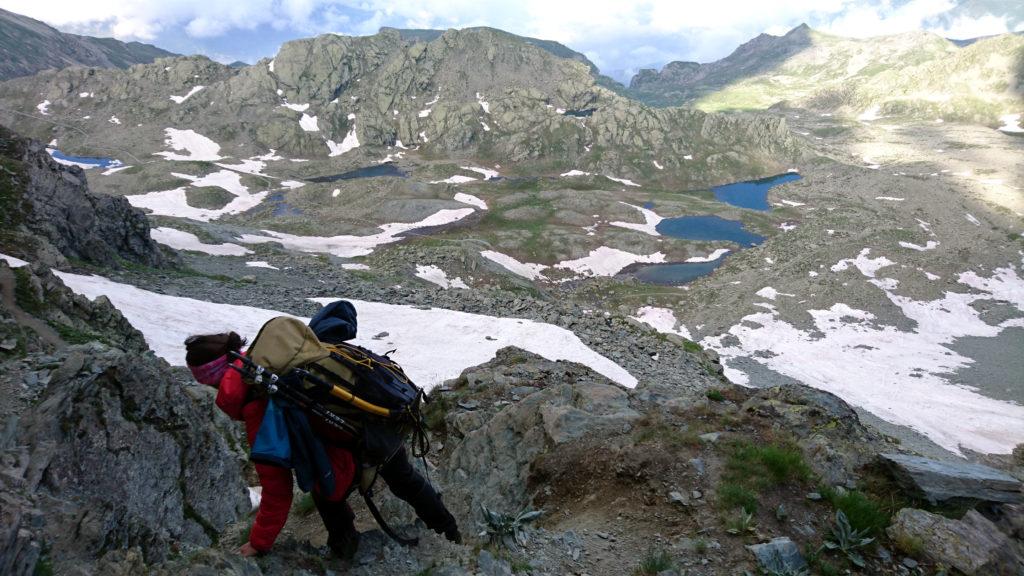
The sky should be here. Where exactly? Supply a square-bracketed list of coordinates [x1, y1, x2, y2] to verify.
[3, 0, 1022, 82]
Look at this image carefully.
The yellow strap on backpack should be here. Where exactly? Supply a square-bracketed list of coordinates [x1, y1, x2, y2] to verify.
[325, 383, 392, 418]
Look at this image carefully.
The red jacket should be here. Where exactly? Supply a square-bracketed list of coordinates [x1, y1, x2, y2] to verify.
[216, 360, 356, 552]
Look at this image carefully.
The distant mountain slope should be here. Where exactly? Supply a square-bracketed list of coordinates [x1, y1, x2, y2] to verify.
[0, 27, 799, 187]
[630, 24, 1024, 124]
[0, 7, 177, 80]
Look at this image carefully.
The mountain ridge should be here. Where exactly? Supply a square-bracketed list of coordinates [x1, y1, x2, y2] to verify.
[0, 7, 177, 81]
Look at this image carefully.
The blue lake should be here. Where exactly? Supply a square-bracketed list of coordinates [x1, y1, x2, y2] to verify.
[655, 215, 765, 247]
[48, 149, 121, 169]
[308, 163, 407, 183]
[711, 172, 801, 211]
[632, 258, 727, 285]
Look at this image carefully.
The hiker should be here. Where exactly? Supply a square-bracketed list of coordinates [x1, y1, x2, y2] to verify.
[185, 324, 459, 559]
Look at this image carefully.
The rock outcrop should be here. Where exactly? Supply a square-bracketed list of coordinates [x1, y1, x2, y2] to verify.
[881, 453, 1023, 504]
[888, 508, 1024, 575]
[0, 262, 245, 575]
[0, 125, 167, 268]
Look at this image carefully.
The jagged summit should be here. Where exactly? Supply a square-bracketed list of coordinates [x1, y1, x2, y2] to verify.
[0, 7, 176, 81]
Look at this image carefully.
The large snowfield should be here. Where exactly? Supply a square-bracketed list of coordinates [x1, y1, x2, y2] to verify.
[704, 252, 1024, 455]
[53, 272, 637, 390]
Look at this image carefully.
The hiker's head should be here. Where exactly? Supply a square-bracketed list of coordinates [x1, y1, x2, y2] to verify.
[184, 332, 246, 386]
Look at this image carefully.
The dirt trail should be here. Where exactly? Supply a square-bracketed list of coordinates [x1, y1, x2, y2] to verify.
[0, 265, 64, 349]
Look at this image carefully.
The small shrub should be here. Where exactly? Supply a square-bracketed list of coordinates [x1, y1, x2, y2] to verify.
[480, 505, 542, 550]
[295, 493, 317, 516]
[726, 441, 812, 487]
[718, 482, 759, 513]
[824, 510, 874, 568]
[633, 547, 675, 575]
[724, 508, 757, 535]
[705, 389, 725, 402]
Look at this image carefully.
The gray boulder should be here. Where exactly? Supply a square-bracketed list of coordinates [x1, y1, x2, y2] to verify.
[880, 453, 1023, 504]
[746, 537, 807, 573]
[887, 508, 1024, 575]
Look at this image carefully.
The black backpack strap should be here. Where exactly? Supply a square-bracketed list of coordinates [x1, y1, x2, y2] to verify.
[361, 486, 419, 547]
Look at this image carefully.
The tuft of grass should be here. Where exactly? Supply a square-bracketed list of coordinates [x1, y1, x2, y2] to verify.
[682, 340, 702, 354]
[718, 482, 759, 514]
[705, 389, 725, 402]
[239, 524, 252, 544]
[633, 415, 700, 450]
[821, 487, 890, 536]
[633, 547, 675, 576]
[726, 441, 812, 487]
[295, 493, 317, 516]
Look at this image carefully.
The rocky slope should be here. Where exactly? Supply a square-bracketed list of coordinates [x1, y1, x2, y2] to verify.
[629, 24, 1024, 125]
[0, 26, 799, 185]
[0, 125, 167, 268]
[0, 7, 176, 81]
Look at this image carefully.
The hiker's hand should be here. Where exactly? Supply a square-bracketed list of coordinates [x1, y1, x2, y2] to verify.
[239, 541, 260, 557]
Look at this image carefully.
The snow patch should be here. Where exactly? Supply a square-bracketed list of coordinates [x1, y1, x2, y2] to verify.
[686, 248, 730, 263]
[631, 306, 692, 341]
[606, 176, 641, 187]
[997, 113, 1023, 134]
[875, 196, 904, 201]
[755, 287, 794, 301]
[154, 128, 222, 161]
[151, 227, 253, 256]
[299, 113, 319, 132]
[652, 160, 664, 170]
[555, 247, 665, 277]
[965, 213, 981, 226]
[36, 100, 50, 115]
[831, 248, 894, 278]
[431, 175, 477, 185]
[238, 209, 475, 258]
[481, 250, 548, 281]
[610, 202, 663, 237]
[453, 192, 487, 210]
[415, 265, 469, 289]
[560, 170, 591, 177]
[246, 261, 279, 270]
[169, 86, 204, 104]
[706, 263, 1024, 455]
[461, 166, 499, 180]
[281, 102, 309, 112]
[342, 263, 369, 271]
[899, 240, 939, 252]
[1, 253, 29, 268]
[327, 125, 359, 157]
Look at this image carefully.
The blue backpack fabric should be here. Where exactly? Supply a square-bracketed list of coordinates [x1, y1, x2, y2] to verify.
[309, 300, 357, 344]
[251, 398, 291, 468]
[251, 396, 336, 496]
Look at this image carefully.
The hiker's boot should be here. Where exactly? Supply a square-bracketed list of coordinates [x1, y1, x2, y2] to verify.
[443, 526, 462, 544]
[313, 494, 360, 560]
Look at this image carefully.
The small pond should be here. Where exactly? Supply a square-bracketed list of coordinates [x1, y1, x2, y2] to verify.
[631, 258, 727, 285]
[308, 163, 407, 183]
[48, 149, 122, 169]
[711, 172, 801, 211]
[655, 215, 765, 247]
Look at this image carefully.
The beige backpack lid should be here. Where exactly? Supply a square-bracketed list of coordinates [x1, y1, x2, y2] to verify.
[248, 316, 330, 374]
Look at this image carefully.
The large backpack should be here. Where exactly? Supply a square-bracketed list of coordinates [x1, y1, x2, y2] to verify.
[242, 316, 426, 465]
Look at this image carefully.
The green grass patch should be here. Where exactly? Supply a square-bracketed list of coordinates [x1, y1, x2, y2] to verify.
[49, 322, 98, 345]
[718, 482, 759, 514]
[717, 440, 813, 513]
[821, 487, 890, 536]
[683, 340, 702, 354]
[705, 389, 725, 402]
[633, 547, 675, 576]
